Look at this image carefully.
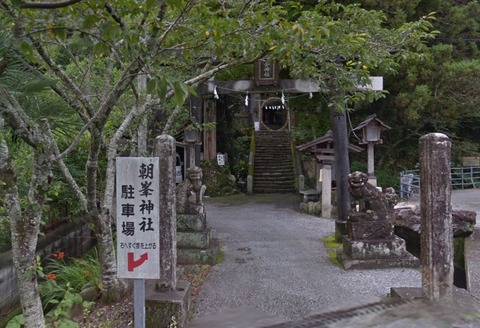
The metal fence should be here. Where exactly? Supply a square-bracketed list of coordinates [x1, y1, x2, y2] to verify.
[399, 166, 480, 199]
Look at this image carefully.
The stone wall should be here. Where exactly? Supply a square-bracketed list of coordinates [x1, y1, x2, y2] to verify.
[0, 223, 94, 317]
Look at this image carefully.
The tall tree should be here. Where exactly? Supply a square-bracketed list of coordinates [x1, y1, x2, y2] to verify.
[0, 0, 289, 304]
[0, 30, 55, 327]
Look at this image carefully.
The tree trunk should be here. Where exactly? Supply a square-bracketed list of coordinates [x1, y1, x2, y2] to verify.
[86, 126, 125, 303]
[0, 119, 54, 328]
[96, 211, 126, 303]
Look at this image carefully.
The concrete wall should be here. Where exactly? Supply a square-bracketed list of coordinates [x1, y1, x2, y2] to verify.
[0, 223, 94, 317]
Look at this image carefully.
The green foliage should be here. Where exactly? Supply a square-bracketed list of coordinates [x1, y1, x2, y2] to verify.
[201, 160, 238, 197]
[44, 286, 93, 328]
[8, 252, 97, 328]
[36, 250, 99, 325]
[0, 215, 11, 252]
[46, 250, 102, 293]
[6, 314, 25, 328]
[347, 0, 480, 172]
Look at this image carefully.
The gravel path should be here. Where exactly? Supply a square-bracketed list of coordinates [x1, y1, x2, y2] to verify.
[191, 195, 422, 324]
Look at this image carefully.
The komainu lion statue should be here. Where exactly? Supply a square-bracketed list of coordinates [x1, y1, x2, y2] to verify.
[176, 166, 207, 215]
[348, 171, 397, 223]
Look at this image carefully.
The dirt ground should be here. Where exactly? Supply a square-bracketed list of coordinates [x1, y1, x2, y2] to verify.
[76, 264, 211, 328]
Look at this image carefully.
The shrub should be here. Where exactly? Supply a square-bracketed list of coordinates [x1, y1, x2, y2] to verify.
[200, 160, 238, 197]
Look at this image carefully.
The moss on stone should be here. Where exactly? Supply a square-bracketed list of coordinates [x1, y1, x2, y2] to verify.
[215, 246, 225, 265]
[321, 234, 342, 267]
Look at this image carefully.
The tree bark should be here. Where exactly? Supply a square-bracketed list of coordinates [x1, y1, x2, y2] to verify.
[0, 118, 54, 328]
[85, 125, 125, 302]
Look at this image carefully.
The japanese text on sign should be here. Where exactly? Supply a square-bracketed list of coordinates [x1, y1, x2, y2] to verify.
[116, 157, 160, 279]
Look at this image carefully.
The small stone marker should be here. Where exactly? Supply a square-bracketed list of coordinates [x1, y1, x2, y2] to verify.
[420, 133, 453, 300]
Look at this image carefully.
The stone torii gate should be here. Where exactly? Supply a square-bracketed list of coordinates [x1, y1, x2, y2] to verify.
[196, 64, 326, 161]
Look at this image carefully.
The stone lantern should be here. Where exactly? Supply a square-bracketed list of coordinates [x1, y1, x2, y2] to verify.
[297, 130, 363, 218]
[352, 114, 391, 187]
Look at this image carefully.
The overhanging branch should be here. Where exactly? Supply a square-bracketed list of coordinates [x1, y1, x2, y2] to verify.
[20, 0, 83, 9]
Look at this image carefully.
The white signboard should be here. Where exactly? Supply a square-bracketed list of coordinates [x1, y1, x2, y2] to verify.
[217, 153, 225, 166]
[116, 157, 160, 279]
[356, 76, 383, 91]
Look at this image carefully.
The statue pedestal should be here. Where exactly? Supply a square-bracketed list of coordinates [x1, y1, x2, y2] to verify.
[177, 213, 219, 265]
[347, 219, 393, 240]
[337, 233, 419, 270]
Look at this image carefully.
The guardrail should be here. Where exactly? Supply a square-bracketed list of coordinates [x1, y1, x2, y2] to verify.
[400, 166, 480, 199]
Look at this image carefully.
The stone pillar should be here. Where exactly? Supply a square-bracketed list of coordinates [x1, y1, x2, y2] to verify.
[188, 143, 195, 169]
[146, 135, 191, 328]
[298, 175, 305, 191]
[420, 133, 453, 300]
[321, 163, 332, 218]
[367, 143, 377, 187]
[154, 135, 177, 291]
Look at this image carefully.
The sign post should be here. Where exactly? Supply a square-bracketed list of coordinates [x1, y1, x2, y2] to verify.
[116, 157, 160, 328]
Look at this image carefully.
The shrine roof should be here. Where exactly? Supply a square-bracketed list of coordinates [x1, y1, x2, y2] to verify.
[297, 130, 363, 153]
[352, 114, 391, 132]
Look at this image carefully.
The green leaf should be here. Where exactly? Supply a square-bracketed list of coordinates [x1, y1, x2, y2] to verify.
[6, 314, 25, 328]
[54, 28, 67, 41]
[185, 84, 198, 97]
[83, 15, 98, 29]
[172, 81, 188, 107]
[146, 78, 157, 94]
[93, 42, 109, 56]
[56, 320, 79, 328]
[157, 78, 169, 101]
[57, 321, 79, 328]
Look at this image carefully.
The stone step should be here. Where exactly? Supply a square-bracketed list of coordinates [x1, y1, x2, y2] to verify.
[255, 154, 292, 158]
[253, 130, 294, 194]
[177, 239, 220, 265]
[256, 146, 290, 150]
[254, 181, 295, 185]
[253, 187, 296, 193]
[254, 165, 293, 170]
[188, 306, 286, 328]
[253, 173, 295, 179]
[254, 162, 293, 168]
[177, 229, 212, 249]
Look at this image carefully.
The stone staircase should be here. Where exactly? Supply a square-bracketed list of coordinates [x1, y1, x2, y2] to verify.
[253, 130, 296, 193]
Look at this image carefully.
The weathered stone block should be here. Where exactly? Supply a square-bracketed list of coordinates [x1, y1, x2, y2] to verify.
[347, 220, 393, 240]
[145, 280, 191, 328]
[394, 207, 476, 238]
[177, 240, 219, 265]
[177, 213, 206, 232]
[342, 235, 407, 259]
[337, 235, 420, 269]
[177, 229, 212, 249]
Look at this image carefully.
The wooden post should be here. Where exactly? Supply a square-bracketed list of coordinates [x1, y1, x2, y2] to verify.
[203, 98, 216, 160]
[331, 107, 350, 241]
[420, 133, 453, 300]
[154, 135, 177, 291]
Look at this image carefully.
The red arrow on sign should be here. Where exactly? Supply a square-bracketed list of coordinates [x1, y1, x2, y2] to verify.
[127, 252, 148, 271]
